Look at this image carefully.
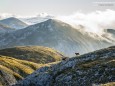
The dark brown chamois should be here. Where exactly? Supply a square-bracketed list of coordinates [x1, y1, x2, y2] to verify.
[75, 53, 80, 56]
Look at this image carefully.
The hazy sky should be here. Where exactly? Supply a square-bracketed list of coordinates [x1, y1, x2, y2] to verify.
[0, 0, 115, 16]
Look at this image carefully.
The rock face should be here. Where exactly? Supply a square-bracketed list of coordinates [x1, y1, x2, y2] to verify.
[0, 19, 113, 56]
[0, 17, 28, 29]
[14, 46, 115, 86]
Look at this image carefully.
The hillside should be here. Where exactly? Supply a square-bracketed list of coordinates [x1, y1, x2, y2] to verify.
[0, 55, 40, 86]
[0, 46, 63, 63]
[14, 46, 115, 86]
[0, 23, 15, 32]
[0, 46, 63, 86]
[0, 55, 61, 86]
[0, 19, 113, 56]
[0, 17, 28, 29]
[100, 82, 115, 86]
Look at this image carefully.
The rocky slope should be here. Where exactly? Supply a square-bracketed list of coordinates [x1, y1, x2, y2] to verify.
[0, 46, 63, 63]
[0, 19, 113, 56]
[0, 17, 28, 29]
[14, 46, 115, 86]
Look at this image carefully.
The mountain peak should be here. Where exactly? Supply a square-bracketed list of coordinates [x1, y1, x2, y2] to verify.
[0, 17, 22, 22]
[46, 18, 65, 23]
[4, 17, 17, 20]
[0, 17, 28, 29]
[40, 18, 71, 27]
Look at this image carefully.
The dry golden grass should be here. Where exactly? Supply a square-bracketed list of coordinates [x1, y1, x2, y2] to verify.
[100, 82, 115, 86]
[0, 46, 64, 86]
[0, 55, 61, 85]
[0, 46, 64, 63]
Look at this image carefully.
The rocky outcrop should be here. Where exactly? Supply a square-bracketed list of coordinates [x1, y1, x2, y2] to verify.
[14, 46, 115, 86]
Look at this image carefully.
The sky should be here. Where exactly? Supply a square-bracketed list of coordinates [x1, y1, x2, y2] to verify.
[0, 0, 115, 16]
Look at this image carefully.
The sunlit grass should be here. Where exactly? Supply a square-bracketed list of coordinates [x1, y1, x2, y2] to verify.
[0, 46, 63, 63]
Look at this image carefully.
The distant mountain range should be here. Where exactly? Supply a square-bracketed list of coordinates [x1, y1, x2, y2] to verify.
[20, 14, 53, 25]
[0, 17, 28, 29]
[0, 19, 114, 56]
[0, 13, 53, 25]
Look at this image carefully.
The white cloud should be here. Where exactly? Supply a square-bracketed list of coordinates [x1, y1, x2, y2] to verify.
[55, 9, 115, 43]
[0, 13, 15, 19]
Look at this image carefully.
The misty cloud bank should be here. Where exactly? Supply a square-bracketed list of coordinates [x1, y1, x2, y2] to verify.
[56, 9, 115, 43]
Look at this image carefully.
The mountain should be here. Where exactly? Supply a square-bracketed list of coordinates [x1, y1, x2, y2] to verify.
[0, 46, 63, 86]
[106, 29, 115, 37]
[0, 19, 114, 56]
[0, 46, 64, 63]
[20, 13, 54, 25]
[0, 17, 28, 29]
[13, 46, 115, 86]
[0, 23, 15, 32]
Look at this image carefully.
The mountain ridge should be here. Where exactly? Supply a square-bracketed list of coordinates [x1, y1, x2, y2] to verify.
[0, 46, 64, 63]
[0, 17, 28, 29]
[0, 19, 113, 56]
[13, 46, 115, 86]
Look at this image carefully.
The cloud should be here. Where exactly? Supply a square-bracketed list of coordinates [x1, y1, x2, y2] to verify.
[0, 12, 53, 19]
[55, 9, 115, 43]
[0, 13, 15, 19]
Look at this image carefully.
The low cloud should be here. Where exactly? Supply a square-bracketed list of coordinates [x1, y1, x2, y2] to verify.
[55, 9, 115, 43]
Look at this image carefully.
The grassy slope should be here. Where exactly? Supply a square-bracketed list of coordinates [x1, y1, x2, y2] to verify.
[0, 46, 64, 86]
[0, 55, 60, 86]
[100, 82, 115, 86]
[0, 46, 64, 63]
